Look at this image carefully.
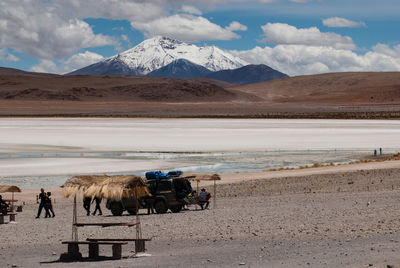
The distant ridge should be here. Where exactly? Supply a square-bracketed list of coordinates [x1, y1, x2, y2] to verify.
[206, 64, 288, 85]
[147, 59, 212, 79]
[0, 67, 59, 77]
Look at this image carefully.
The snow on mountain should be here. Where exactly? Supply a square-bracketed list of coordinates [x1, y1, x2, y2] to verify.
[68, 36, 248, 76]
[117, 36, 248, 74]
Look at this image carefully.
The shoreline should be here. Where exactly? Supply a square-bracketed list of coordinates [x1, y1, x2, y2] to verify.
[1, 111, 400, 119]
[10, 159, 400, 205]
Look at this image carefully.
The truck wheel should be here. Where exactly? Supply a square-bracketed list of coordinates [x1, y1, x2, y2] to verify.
[170, 205, 182, 213]
[154, 200, 167, 214]
[110, 201, 123, 216]
[127, 209, 137, 215]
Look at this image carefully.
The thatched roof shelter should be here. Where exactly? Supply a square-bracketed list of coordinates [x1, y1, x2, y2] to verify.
[62, 175, 149, 201]
[0, 185, 21, 193]
[182, 173, 221, 182]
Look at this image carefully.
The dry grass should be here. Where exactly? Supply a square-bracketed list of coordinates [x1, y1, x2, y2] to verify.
[266, 153, 400, 173]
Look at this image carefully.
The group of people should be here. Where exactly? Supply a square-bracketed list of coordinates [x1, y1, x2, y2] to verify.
[83, 196, 102, 216]
[36, 188, 55, 218]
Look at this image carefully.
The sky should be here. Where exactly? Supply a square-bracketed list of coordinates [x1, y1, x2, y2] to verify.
[0, 0, 400, 76]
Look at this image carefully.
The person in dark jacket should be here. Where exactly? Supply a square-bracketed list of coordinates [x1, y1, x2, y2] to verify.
[36, 188, 46, 218]
[44, 192, 55, 218]
[198, 188, 211, 210]
[0, 195, 9, 215]
[91, 196, 103, 216]
[83, 196, 92, 216]
[144, 195, 155, 215]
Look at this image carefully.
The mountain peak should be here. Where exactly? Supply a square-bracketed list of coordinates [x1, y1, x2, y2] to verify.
[68, 36, 248, 76]
[113, 37, 248, 75]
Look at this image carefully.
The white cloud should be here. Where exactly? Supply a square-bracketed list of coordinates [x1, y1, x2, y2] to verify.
[6, 54, 19, 62]
[289, 0, 308, 3]
[226, 21, 248, 31]
[0, 1, 117, 60]
[180, 5, 203, 15]
[373, 43, 400, 57]
[131, 14, 240, 42]
[260, 23, 356, 50]
[30, 51, 104, 74]
[230, 44, 400, 76]
[63, 51, 105, 73]
[30, 60, 59, 74]
[323, 17, 366, 28]
[0, 48, 19, 62]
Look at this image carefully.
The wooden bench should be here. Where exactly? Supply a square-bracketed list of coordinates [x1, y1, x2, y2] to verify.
[73, 222, 138, 228]
[61, 241, 128, 260]
[0, 212, 17, 224]
[87, 238, 152, 253]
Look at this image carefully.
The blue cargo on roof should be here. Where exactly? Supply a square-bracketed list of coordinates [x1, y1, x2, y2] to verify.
[145, 170, 183, 180]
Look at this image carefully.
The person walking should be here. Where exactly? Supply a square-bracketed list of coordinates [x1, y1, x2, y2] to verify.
[145, 195, 155, 215]
[36, 188, 46, 218]
[44, 192, 55, 218]
[83, 196, 92, 216]
[91, 196, 103, 216]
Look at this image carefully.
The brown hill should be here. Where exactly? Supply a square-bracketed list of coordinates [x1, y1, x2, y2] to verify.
[232, 72, 400, 105]
[0, 67, 59, 77]
[1, 70, 400, 118]
[0, 74, 257, 102]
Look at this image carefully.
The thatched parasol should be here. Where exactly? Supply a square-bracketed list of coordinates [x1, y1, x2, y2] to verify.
[62, 175, 149, 201]
[0, 185, 21, 212]
[182, 173, 221, 182]
[61, 175, 149, 242]
[182, 173, 221, 209]
[0, 185, 21, 193]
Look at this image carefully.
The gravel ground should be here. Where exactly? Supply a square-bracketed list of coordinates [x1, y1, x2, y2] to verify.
[2, 168, 400, 267]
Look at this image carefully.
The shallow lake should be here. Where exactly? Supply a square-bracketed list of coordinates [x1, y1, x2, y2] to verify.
[0, 118, 399, 189]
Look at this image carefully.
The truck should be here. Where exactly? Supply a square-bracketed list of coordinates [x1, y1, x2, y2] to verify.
[106, 171, 194, 216]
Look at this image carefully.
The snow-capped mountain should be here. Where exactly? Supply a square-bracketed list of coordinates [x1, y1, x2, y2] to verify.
[147, 59, 212, 79]
[68, 36, 248, 76]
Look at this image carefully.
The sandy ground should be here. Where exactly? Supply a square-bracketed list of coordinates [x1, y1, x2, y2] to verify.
[2, 162, 400, 267]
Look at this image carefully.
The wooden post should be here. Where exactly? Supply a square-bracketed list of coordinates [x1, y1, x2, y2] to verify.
[135, 187, 142, 253]
[213, 179, 216, 209]
[11, 192, 14, 212]
[88, 243, 99, 258]
[112, 244, 122, 259]
[196, 180, 199, 210]
[72, 195, 78, 241]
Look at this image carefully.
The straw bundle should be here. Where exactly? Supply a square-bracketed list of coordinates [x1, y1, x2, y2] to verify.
[62, 175, 149, 201]
[0, 185, 22, 193]
[183, 173, 221, 182]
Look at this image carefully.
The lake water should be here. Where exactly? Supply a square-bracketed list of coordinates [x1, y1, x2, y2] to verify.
[0, 118, 399, 189]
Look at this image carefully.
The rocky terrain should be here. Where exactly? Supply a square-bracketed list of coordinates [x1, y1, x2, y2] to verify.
[2, 166, 400, 267]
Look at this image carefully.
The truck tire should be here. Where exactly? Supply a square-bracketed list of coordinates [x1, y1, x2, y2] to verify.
[110, 201, 123, 216]
[154, 200, 167, 214]
[127, 209, 137, 215]
[170, 205, 182, 213]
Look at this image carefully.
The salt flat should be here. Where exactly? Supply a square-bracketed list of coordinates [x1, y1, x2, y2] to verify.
[0, 118, 400, 152]
[1, 118, 400, 188]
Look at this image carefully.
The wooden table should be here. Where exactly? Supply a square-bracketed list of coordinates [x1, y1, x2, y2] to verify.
[73, 222, 138, 228]
[3, 199, 17, 212]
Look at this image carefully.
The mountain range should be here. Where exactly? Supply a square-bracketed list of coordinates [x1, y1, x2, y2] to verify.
[68, 36, 288, 84]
